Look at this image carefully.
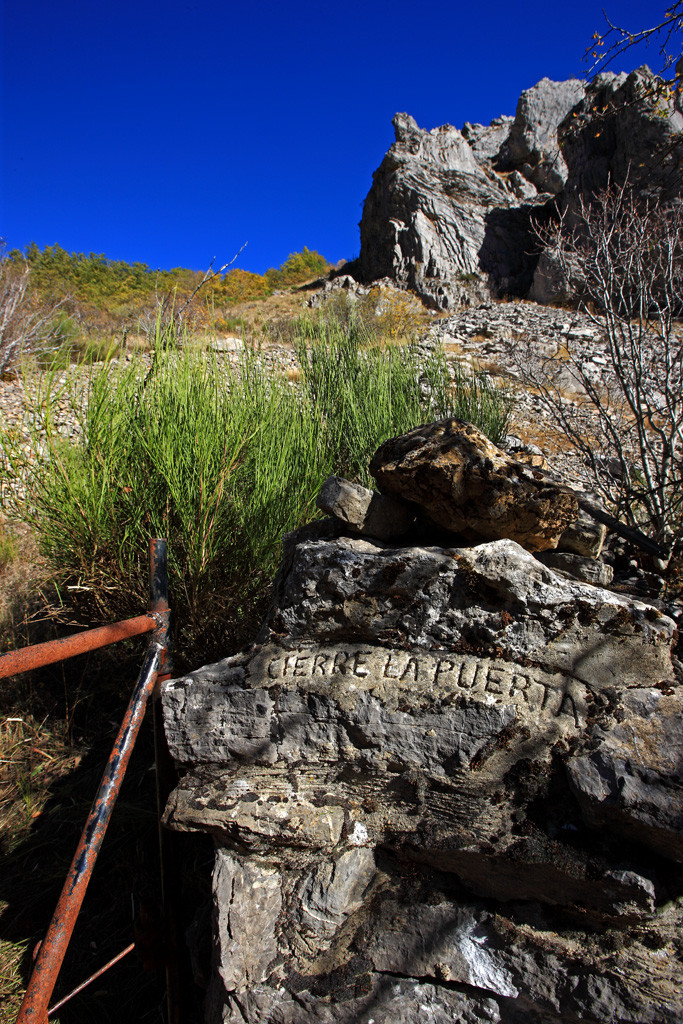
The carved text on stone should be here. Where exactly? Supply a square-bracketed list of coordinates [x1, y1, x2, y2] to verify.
[255, 646, 582, 724]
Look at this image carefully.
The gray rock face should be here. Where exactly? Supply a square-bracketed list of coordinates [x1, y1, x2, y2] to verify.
[354, 112, 550, 309]
[537, 551, 614, 586]
[496, 77, 585, 194]
[560, 67, 683, 203]
[567, 686, 683, 861]
[258, 534, 674, 685]
[163, 522, 682, 1024]
[350, 66, 683, 308]
[462, 115, 513, 162]
[557, 514, 606, 558]
[529, 67, 683, 303]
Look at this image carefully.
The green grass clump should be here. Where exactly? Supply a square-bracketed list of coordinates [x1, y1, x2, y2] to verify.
[2, 316, 511, 665]
[293, 311, 512, 478]
[0, 523, 18, 573]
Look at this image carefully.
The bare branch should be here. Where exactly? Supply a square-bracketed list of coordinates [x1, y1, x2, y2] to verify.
[585, 2, 683, 84]
[145, 243, 248, 346]
[511, 184, 683, 559]
[0, 248, 69, 374]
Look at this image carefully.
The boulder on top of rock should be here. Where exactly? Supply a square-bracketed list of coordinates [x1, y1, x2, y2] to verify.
[369, 419, 578, 551]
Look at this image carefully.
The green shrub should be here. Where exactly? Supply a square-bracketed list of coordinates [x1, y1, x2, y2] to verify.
[2, 316, 511, 665]
[293, 311, 512, 479]
[0, 523, 18, 572]
[265, 247, 330, 289]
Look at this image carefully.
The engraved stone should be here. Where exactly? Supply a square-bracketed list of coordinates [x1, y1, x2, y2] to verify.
[163, 495, 683, 1024]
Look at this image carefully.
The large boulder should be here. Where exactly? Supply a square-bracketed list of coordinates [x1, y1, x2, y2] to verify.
[163, 524, 682, 1024]
[369, 418, 578, 551]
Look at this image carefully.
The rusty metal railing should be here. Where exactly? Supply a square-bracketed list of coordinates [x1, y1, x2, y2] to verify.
[1, 539, 177, 1023]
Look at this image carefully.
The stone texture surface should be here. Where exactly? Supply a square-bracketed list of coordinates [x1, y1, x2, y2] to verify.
[462, 115, 513, 163]
[495, 77, 585, 194]
[537, 551, 614, 586]
[560, 67, 683, 207]
[257, 534, 675, 685]
[163, 514, 682, 1024]
[557, 515, 607, 558]
[345, 66, 683, 308]
[370, 419, 578, 551]
[567, 686, 683, 862]
[317, 475, 415, 540]
[351, 111, 549, 309]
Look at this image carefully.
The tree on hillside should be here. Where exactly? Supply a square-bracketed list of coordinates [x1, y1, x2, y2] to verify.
[0, 248, 67, 374]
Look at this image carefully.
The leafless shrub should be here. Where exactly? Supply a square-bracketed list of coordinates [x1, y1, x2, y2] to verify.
[0, 251, 68, 374]
[514, 182, 683, 559]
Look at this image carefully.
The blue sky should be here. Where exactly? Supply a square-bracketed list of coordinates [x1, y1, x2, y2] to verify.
[1, 0, 662, 275]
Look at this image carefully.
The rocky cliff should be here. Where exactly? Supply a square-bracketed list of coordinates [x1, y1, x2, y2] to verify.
[343, 68, 683, 309]
[162, 421, 683, 1024]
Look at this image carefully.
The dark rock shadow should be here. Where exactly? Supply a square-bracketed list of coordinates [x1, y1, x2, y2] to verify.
[479, 200, 557, 299]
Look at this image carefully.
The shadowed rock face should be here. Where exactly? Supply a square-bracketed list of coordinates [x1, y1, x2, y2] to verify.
[355, 111, 550, 309]
[163, 520, 682, 1024]
[351, 66, 683, 308]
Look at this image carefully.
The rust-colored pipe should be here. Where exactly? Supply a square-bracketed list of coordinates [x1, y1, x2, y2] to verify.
[16, 641, 162, 1024]
[0, 615, 157, 680]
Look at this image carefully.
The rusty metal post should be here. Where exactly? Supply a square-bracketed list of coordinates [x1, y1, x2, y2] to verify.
[0, 615, 157, 680]
[149, 539, 184, 1024]
[16, 641, 162, 1024]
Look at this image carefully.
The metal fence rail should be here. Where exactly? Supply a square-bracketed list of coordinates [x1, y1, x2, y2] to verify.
[0, 539, 177, 1023]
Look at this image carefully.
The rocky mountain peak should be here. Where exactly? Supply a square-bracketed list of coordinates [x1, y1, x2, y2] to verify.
[345, 66, 683, 310]
[390, 111, 482, 174]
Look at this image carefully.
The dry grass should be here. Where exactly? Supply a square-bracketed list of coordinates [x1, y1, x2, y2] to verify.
[0, 522, 50, 646]
[0, 716, 80, 847]
[0, 715, 82, 1021]
[0, 934, 29, 1022]
[0, 526, 77, 1020]
[215, 282, 315, 344]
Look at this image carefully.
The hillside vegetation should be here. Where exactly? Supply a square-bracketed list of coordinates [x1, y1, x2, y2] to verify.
[3, 243, 332, 357]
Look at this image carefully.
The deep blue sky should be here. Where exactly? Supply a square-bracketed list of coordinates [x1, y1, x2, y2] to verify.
[1, 0, 662, 275]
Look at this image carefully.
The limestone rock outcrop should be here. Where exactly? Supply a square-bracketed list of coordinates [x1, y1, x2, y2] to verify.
[346, 66, 683, 309]
[495, 76, 586, 194]
[163, 512, 681, 1023]
[353, 111, 549, 309]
